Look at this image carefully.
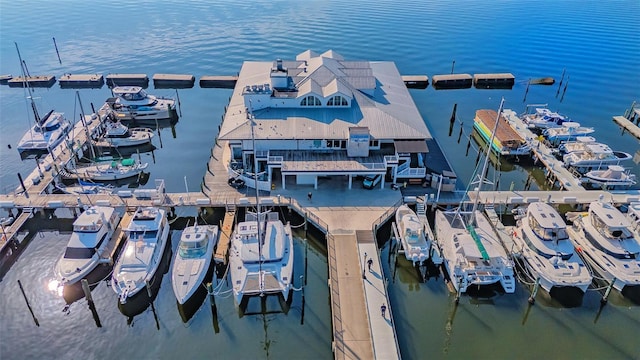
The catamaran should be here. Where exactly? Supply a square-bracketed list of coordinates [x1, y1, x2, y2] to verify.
[511, 202, 592, 302]
[434, 99, 515, 296]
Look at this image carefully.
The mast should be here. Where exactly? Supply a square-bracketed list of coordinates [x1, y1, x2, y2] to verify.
[76, 91, 96, 160]
[247, 102, 264, 295]
[470, 97, 505, 223]
[15, 42, 41, 127]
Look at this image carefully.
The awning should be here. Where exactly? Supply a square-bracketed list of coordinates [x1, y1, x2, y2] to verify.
[394, 140, 429, 153]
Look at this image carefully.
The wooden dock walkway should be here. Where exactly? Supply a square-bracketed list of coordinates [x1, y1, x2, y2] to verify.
[613, 115, 640, 140]
[214, 208, 235, 265]
[100, 210, 133, 264]
[503, 109, 585, 190]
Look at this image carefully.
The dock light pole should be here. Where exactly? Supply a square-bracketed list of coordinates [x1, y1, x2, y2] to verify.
[362, 252, 367, 280]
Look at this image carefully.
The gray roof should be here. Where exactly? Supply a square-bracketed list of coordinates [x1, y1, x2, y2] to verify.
[218, 50, 431, 142]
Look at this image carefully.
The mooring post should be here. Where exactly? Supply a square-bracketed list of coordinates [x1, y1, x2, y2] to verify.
[448, 103, 457, 137]
[207, 282, 220, 333]
[300, 275, 306, 325]
[455, 277, 463, 304]
[523, 80, 530, 103]
[529, 277, 540, 304]
[304, 212, 308, 237]
[81, 279, 102, 327]
[17, 280, 39, 326]
[304, 238, 308, 286]
[601, 278, 616, 304]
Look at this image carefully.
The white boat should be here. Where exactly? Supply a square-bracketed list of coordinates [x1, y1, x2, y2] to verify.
[171, 224, 219, 305]
[582, 165, 637, 189]
[626, 202, 640, 236]
[55, 206, 121, 286]
[567, 201, 640, 300]
[543, 122, 595, 144]
[435, 99, 515, 296]
[522, 107, 574, 130]
[107, 86, 176, 121]
[94, 120, 154, 148]
[557, 136, 597, 155]
[229, 211, 294, 305]
[395, 204, 441, 266]
[68, 158, 148, 181]
[511, 203, 592, 298]
[563, 143, 631, 171]
[17, 109, 71, 153]
[111, 207, 171, 304]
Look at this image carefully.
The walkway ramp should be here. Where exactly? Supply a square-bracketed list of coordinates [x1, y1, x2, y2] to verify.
[100, 210, 134, 264]
[214, 207, 235, 265]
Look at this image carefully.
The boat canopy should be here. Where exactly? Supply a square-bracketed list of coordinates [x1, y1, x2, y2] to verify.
[475, 109, 524, 143]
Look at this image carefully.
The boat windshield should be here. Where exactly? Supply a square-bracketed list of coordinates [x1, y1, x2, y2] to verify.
[121, 90, 147, 101]
[528, 214, 568, 241]
[179, 239, 208, 258]
[129, 230, 158, 241]
[43, 123, 61, 132]
[591, 214, 634, 240]
[73, 222, 102, 233]
[63, 247, 96, 259]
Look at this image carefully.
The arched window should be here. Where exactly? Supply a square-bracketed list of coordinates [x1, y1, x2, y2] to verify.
[327, 95, 348, 107]
[300, 95, 321, 107]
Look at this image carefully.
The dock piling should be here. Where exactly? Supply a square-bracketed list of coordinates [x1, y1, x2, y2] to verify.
[448, 103, 457, 137]
[601, 278, 616, 304]
[17, 280, 39, 326]
[81, 279, 102, 327]
[300, 275, 306, 325]
[528, 277, 540, 304]
[52, 37, 62, 64]
[17, 173, 28, 198]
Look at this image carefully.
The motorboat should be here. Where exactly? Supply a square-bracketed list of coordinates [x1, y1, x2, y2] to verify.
[567, 201, 640, 301]
[435, 98, 516, 296]
[522, 107, 574, 131]
[107, 86, 176, 121]
[55, 180, 114, 195]
[67, 157, 148, 181]
[543, 122, 595, 144]
[111, 207, 170, 304]
[395, 205, 442, 266]
[511, 203, 592, 301]
[563, 143, 631, 172]
[93, 120, 154, 148]
[54, 206, 121, 286]
[17, 110, 71, 153]
[557, 136, 597, 155]
[582, 165, 637, 189]
[229, 210, 294, 305]
[171, 224, 219, 305]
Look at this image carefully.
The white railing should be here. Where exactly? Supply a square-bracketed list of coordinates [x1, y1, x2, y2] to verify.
[268, 155, 283, 164]
[384, 155, 398, 164]
[396, 167, 426, 177]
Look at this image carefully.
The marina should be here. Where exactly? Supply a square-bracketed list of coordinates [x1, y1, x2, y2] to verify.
[1, 1, 639, 359]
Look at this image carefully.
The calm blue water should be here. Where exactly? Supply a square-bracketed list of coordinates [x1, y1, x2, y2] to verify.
[1, 0, 639, 359]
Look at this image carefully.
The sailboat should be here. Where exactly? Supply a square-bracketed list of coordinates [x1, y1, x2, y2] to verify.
[14, 43, 71, 154]
[229, 111, 294, 307]
[434, 99, 516, 296]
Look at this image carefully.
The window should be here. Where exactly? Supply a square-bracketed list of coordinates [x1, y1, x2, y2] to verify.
[327, 95, 348, 107]
[300, 95, 321, 107]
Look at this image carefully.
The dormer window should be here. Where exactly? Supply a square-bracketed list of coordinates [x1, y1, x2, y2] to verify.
[300, 95, 321, 106]
[327, 95, 348, 106]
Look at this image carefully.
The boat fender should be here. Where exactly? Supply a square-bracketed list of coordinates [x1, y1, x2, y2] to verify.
[512, 229, 518, 238]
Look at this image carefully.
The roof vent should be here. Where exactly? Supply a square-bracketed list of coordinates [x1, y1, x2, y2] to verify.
[276, 59, 283, 71]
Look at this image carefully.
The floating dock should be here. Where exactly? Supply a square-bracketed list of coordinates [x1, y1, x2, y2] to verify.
[613, 115, 640, 140]
[152, 73, 195, 88]
[213, 206, 235, 265]
[58, 74, 104, 88]
[431, 74, 473, 89]
[199, 75, 238, 89]
[100, 210, 133, 265]
[8, 75, 56, 88]
[401, 75, 429, 89]
[473, 73, 515, 89]
[106, 73, 149, 88]
[0, 74, 12, 84]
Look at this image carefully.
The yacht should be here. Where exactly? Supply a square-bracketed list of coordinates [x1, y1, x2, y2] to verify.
[522, 107, 573, 131]
[111, 207, 170, 304]
[511, 203, 592, 301]
[568, 201, 640, 301]
[67, 157, 148, 181]
[582, 165, 637, 189]
[395, 204, 442, 266]
[93, 120, 154, 148]
[107, 86, 176, 121]
[171, 224, 219, 305]
[543, 122, 595, 144]
[55, 206, 121, 286]
[563, 143, 631, 171]
[17, 110, 71, 153]
[229, 210, 294, 305]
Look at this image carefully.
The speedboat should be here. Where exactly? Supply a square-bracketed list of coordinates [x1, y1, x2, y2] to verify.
[543, 122, 595, 144]
[395, 205, 441, 266]
[582, 165, 637, 189]
[567, 201, 640, 302]
[17, 110, 71, 153]
[67, 157, 148, 181]
[434, 209, 516, 295]
[522, 107, 573, 131]
[93, 120, 154, 148]
[55, 206, 121, 286]
[563, 143, 631, 172]
[557, 136, 597, 155]
[111, 207, 170, 304]
[107, 86, 176, 121]
[511, 203, 592, 302]
[171, 224, 219, 305]
[229, 210, 294, 305]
